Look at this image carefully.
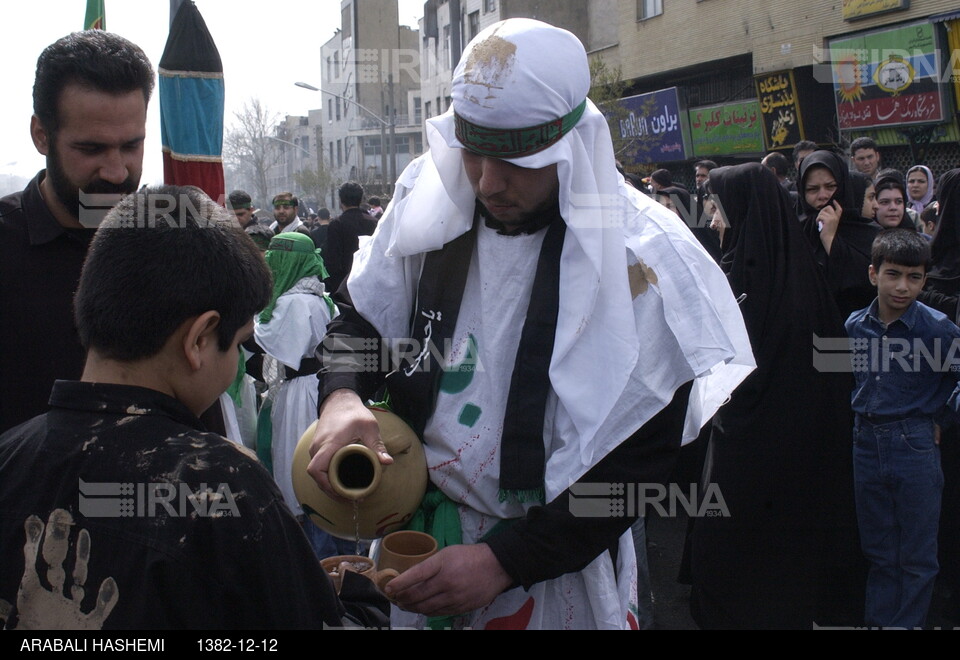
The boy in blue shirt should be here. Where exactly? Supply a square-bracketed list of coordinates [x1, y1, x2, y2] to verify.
[846, 228, 960, 628]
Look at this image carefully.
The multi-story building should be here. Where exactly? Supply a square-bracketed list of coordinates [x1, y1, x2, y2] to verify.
[320, 0, 422, 204]
[265, 114, 314, 200]
[601, 0, 960, 187]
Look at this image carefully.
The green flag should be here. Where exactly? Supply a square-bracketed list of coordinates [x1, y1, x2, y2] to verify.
[84, 0, 105, 30]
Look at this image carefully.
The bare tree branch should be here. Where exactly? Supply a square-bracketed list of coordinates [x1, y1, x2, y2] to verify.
[223, 98, 280, 207]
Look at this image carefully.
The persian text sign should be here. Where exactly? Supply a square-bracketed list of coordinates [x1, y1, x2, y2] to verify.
[842, 0, 910, 22]
[614, 88, 688, 163]
[754, 71, 805, 149]
[689, 100, 765, 156]
[827, 21, 944, 130]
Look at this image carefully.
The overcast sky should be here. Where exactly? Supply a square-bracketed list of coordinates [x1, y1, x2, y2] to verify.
[0, 0, 423, 187]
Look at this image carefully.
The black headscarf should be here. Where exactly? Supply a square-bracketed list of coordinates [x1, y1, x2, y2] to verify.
[796, 151, 880, 318]
[849, 170, 873, 219]
[929, 168, 960, 276]
[656, 185, 691, 213]
[798, 150, 856, 220]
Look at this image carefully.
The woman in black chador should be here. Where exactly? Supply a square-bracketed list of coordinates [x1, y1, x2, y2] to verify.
[690, 162, 864, 629]
[920, 169, 960, 622]
[798, 150, 880, 320]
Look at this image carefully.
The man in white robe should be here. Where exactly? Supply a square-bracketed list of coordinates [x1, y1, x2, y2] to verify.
[307, 19, 754, 629]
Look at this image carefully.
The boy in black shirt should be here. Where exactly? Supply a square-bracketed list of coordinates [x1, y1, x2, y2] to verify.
[0, 186, 387, 630]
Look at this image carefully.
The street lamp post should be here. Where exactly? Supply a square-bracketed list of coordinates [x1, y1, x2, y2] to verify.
[296, 81, 396, 195]
[267, 135, 310, 157]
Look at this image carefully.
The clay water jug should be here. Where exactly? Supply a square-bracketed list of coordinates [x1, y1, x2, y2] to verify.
[292, 407, 427, 540]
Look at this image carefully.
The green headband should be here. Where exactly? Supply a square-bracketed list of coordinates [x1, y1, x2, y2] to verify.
[454, 100, 587, 158]
[273, 200, 297, 208]
[267, 236, 315, 253]
[232, 202, 252, 209]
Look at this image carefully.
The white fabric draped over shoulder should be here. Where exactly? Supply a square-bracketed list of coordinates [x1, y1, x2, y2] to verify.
[347, 18, 754, 499]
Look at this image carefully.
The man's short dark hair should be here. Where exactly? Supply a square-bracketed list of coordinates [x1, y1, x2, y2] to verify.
[763, 152, 790, 178]
[871, 228, 930, 271]
[228, 190, 253, 210]
[338, 182, 364, 207]
[368, 197, 381, 206]
[695, 160, 718, 171]
[33, 31, 154, 136]
[921, 204, 939, 229]
[792, 140, 817, 164]
[75, 186, 272, 362]
[850, 137, 878, 155]
[318, 208, 331, 220]
[272, 192, 298, 207]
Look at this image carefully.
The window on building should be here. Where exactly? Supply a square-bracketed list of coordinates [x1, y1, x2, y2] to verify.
[638, 0, 663, 20]
[484, 0, 496, 13]
[414, 97, 422, 124]
[301, 136, 309, 155]
[363, 137, 382, 157]
[329, 142, 334, 168]
[425, 100, 432, 119]
[443, 25, 451, 70]
[468, 11, 480, 40]
[444, 96, 452, 112]
[423, 37, 431, 78]
[336, 97, 341, 121]
[337, 140, 342, 167]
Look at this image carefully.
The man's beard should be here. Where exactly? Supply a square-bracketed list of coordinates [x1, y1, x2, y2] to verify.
[478, 195, 560, 233]
[46, 144, 138, 221]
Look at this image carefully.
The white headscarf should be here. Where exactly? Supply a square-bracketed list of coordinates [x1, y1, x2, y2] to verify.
[349, 19, 754, 496]
[906, 164, 936, 214]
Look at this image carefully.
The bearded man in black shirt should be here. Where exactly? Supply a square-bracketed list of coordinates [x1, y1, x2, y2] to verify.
[0, 31, 153, 433]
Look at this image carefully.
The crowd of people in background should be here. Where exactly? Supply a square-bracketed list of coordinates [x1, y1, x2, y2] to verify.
[623, 137, 960, 629]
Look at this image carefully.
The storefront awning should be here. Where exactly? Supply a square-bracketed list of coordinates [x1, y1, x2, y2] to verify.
[931, 9, 960, 23]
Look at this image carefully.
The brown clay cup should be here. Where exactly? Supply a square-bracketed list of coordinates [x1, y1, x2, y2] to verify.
[377, 530, 438, 574]
[321, 554, 399, 594]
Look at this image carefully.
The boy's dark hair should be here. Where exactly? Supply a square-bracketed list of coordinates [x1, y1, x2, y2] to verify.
[228, 190, 253, 209]
[871, 228, 931, 271]
[850, 136, 878, 155]
[368, 197, 381, 206]
[33, 31, 154, 136]
[695, 160, 718, 171]
[75, 186, 272, 362]
[921, 203, 939, 229]
[338, 181, 364, 207]
[318, 207, 331, 220]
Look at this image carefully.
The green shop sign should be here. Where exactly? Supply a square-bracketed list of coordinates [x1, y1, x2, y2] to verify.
[689, 100, 765, 157]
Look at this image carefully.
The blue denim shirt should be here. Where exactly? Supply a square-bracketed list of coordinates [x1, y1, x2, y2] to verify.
[846, 299, 960, 426]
